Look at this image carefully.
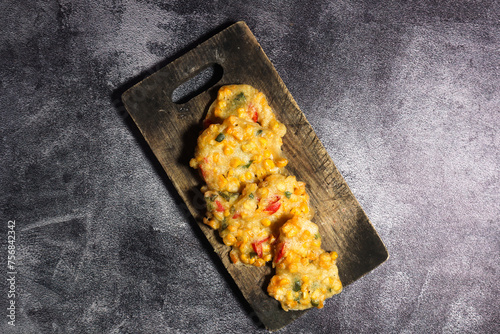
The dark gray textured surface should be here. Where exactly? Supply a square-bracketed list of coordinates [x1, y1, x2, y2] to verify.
[1, 1, 499, 333]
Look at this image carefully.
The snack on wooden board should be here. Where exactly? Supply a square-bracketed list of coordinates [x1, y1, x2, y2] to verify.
[190, 84, 342, 311]
[267, 217, 342, 310]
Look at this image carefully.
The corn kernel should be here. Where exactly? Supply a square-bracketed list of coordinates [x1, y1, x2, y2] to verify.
[227, 115, 238, 125]
[212, 152, 220, 163]
[207, 219, 219, 229]
[271, 275, 281, 286]
[228, 178, 240, 190]
[281, 222, 292, 233]
[262, 244, 270, 253]
[263, 149, 272, 158]
[258, 137, 268, 146]
[227, 224, 237, 232]
[243, 201, 253, 211]
[223, 234, 236, 246]
[263, 254, 272, 262]
[320, 253, 331, 262]
[217, 175, 228, 188]
[241, 143, 252, 152]
[263, 159, 275, 171]
[289, 263, 298, 273]
[226, 126, 237, 137]
[302, 290, 309, 300]
[300, 202, 309, 214]
[203, 217, 219, 230]
[244, 171, 253, 180]
[214, 106, 222, 117]
[248, 257, 256, 265]
[279, 278, 290, 286]
[244, 126, 254, 139]
[331, 251, 338, 260]
[240, 253, 249, 263]
[294, 188, 302, 195]
[252, 154, 263, 163]
[275, 158, 288, 167]
[234, 132, 244, 142]
[308, 252, 319, 261]
[237, 107, 245, 118]
[254, 258, 266, 267]
[230, 158, 242, 168]
[238, 243, 246, 252]
[320, 259, 331, 269]
[261, 218, 271, 227]
[223, 146, 234, 155]
[302, 276, 310, 284]
[270, 120, 280, 131]
[218, 100, 227, 109]
[300, 230, 312, 241]
[223, 209, 230, 217]
[286, 226, 298, 238]
[255, 167, 266, 178]
[333, 279, 342, 292]
[259, 187, 269, 197]
[217, 88, 226, 100]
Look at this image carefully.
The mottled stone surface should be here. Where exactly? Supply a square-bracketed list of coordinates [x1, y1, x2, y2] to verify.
[1, 1, 499, 333]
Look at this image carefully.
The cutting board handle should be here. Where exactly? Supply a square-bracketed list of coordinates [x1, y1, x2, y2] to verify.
[170, 62, 224, 104]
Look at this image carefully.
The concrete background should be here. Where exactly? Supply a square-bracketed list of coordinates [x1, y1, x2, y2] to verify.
[1, 1, 499, 333]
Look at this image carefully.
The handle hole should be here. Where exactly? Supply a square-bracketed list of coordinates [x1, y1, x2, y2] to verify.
[171, 63, 223, 104]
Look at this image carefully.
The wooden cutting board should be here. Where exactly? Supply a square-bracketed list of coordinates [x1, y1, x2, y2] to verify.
[122, 21, 388, 331]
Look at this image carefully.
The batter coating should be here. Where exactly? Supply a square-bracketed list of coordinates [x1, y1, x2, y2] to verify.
[204, 84, 285, 131]
[203, 174, 313, 266]
[190, 115, 288, 192]
[267, 217, 342, 311]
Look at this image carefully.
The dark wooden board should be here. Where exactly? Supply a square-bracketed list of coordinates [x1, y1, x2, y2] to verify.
[122, 21, 388, 331]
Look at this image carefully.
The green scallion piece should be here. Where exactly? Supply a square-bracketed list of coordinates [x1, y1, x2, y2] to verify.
[293, 279, 301, 292]
[234, 92, 245, 101]
[215, 133, 225, 142]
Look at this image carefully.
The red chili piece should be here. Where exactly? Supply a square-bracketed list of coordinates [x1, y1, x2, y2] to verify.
[251, 237, 270, 258]
[199, 166, 207, 180]
[264, 196, 281, 214]
[274, 242, 286, 263]
[248, 104, 258, 122]
[252, 242, 262, 258]
[215, 200, 225, 212]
